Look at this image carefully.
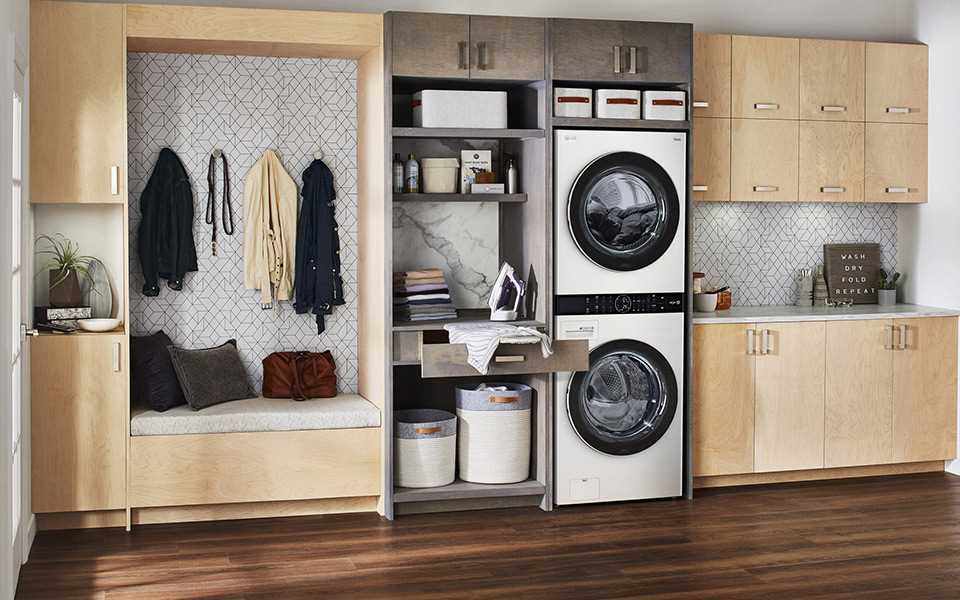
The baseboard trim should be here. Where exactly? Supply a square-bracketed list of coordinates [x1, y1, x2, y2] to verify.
[694, 460, 945, 489]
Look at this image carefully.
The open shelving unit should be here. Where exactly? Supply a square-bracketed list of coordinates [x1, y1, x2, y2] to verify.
[392, 127, 545, 139]
[394, 193, 527, 203]
[551, 117, 690, 131]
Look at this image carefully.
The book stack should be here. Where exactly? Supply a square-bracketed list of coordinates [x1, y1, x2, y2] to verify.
[394, 268, 457, 322]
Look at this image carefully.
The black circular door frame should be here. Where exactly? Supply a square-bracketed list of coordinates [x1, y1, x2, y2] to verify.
[567, 151, 680, 272]
[567, 339, 679, 456]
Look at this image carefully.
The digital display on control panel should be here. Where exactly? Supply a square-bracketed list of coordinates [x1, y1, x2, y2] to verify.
[555, 293, 684, 315]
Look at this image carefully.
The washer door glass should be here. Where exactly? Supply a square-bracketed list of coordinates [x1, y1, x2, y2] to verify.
[568, 151, 680, 271]
[568, 340, 678, 456]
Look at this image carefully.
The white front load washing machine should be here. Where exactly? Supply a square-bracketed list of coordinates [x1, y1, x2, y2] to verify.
[555, 129, 686, 295]
[554, 295, 684, 505]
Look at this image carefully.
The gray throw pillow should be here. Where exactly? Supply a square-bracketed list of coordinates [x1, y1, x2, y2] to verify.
[167, 339, 256, 410]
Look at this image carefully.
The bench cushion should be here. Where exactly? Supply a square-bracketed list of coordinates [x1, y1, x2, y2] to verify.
[131, 394, 381, 436]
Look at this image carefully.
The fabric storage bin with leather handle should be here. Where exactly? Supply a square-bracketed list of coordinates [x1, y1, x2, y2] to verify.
[455, 383, 532, 484]
[394, 409, 457, 488]
[262, 350, 337, 400]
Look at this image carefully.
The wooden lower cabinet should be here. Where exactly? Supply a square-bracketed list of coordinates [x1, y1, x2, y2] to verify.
[754, 322, 826, 472]
[31, 334, 127, 513]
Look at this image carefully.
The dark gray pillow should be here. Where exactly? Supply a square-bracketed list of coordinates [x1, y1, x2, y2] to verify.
[131, 331, 186, 412]
[167, 339, 256, 411]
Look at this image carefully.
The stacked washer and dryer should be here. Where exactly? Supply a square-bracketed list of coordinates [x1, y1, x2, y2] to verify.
[553, 129, 687, 505]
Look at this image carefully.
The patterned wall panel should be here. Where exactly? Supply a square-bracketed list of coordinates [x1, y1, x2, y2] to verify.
[692, 202, 898, 306]
[127, 53, 359, 393]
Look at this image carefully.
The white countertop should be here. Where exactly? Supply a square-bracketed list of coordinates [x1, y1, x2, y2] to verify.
[693, 304, 960, 324]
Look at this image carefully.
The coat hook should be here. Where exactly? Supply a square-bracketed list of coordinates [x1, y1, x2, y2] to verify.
[213, 148, 223, 158]
[314, 150, 324, 160]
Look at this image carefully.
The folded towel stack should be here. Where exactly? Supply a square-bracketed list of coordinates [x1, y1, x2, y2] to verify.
[393, 268, 457, 322]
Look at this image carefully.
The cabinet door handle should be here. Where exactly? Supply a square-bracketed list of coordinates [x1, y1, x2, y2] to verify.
[692, 185, 709, 192]
[613, 46, 622, 74]
[110, 165, 120, 195]
[477, 41, 489, 70]
[746, 329, 757, 355]
[821, 105, 847, 112]
[754, 185, 779, 193]
[754, 103, 780, 110]
[494, 355, 526, 363]
[112, 342, 121, 372]
[457, 41, 467, 70]
[886, 106, 911, 114]
[693, 101, 710, 109]
[628, 46, 637, 74]
[885, 187, 910, 194]
[760, 329, 771, 355]
[820, 186, 846, 193]
[898, 324, 908, 350]
[885, 325, 895, 350]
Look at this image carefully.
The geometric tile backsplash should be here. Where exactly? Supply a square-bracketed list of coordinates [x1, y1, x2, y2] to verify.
[692, 202, 898, 306]
[127, 53, 359, 394]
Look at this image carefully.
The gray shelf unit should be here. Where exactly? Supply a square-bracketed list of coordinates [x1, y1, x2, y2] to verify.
[392, 127, 545, 139]
[551, 117, 691, 131]
[394, 192, 527, 203]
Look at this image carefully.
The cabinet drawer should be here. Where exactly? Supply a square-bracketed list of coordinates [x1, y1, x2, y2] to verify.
[421, 339, 588, 378]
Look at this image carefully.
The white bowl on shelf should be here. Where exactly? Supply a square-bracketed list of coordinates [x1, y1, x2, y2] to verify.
[693, 293, 718, 313]
[77, 318, 122, 332]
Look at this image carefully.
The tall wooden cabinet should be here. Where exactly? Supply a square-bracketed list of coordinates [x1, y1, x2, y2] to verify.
[30, 0, 126, 204]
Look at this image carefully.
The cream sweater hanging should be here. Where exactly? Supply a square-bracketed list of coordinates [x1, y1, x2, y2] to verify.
[243, 149, 298, 307]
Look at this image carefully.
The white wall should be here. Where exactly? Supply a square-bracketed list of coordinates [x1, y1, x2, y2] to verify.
[898, 0, 960, 475]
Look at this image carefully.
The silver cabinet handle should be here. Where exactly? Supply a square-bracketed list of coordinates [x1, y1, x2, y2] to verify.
[693, 101, 710, 109]
[898, 324, 908, 350]
[692, 185, 709, 192]
[613, 45, 621, 74]
[754, 185, 779, 192]
[885, 325, 895, 350]
[886, 106, 911, 114]
[113, 342, 121, 372]
[760, 329, 771, 355]
[886, 187, 910, 194]
[821, 105, 847, 112]
[111, 165, 120, 195]
[628, 46, 637, 74]
[477, 41, 489, 70]
[494, 355, 526, 364]
[754, 103, 780, 110]
[747, 329, 757, 355]
[821, 186, 846, 193]
[457, 41, 467, 70]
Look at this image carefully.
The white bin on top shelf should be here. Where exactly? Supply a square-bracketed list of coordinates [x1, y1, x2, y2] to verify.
[455, 383, 532, 484]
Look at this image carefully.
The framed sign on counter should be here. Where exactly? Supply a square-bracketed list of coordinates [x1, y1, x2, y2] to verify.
[823, 243, 880, 304]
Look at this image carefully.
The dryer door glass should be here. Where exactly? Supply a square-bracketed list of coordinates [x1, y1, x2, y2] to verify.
[568, 151, 680, 272]
[568, 340, 678, 456]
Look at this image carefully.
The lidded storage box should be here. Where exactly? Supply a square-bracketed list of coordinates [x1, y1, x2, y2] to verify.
[554, 87, 593, 118]
[421, 158, 460, 193]
[455, 383, 532, 484]
[643, 91, 687, 121]
[595, 89, 642, 119]
[413, 90, 508, 129]
[395, 409, 457, 488]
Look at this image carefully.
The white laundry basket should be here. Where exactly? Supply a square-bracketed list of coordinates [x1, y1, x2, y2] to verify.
[395, 409, 457, 488]
[456, 383, 532, 484]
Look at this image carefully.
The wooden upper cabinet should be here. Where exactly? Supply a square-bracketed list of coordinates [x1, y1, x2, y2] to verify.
[692, 117, 730, 202]
[693, 33, 731, 118]
[619, 21, 692, 84]
[469, 16, 544, 80]
[892, 317, 958, 463]
[865, 123, 927, 203]
[30, 0, 125, 204]
[693, 324, 756, 477]
[732, 36, 799, 119]
[799, 121, 865, 202]
[731, 119, 799, 202]
[824, 320, 894, 468]
[551, 18, 624, 82]
[800, 39, 865, 121]
[754, 322, 826, 473]
[391, 12, 470, 79]
[866, 42, 928, 123]
[31, 334, 127, 513]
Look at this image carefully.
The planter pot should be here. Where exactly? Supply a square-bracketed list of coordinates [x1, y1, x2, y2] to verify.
[49, 269, 82, 308]
[878, 288, 897, 306]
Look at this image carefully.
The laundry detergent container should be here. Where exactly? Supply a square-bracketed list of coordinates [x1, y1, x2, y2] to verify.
[395, 409, 457, 488]
[456, 383, 532, 484]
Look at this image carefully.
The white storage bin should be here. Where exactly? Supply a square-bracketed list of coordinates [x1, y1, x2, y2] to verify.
[413, 90, 508, 129]
[643, 91, 687, 121]
[456, 383, 532, 484]
[395, 409, 457, 488]
[595, 89, 642, 119]
[554, 87, 593, 118]
[421, 158, 460, 193]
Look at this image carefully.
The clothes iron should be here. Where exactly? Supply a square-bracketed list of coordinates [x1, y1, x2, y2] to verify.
[488, 262, 525, 321]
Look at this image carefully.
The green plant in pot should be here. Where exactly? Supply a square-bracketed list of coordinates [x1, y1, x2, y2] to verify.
[878, 268, 901, 306]
[36, 234, 95, 308]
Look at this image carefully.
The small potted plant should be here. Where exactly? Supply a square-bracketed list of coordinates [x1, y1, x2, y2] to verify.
[878, 268, 900, 306]
[36, 234, 95, 308]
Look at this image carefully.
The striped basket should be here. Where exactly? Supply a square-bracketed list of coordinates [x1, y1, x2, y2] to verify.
[394, 409, 457, 488]
[455, 383, 532, 484]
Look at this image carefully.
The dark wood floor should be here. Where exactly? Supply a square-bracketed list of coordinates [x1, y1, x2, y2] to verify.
[16, 472, 960, 599]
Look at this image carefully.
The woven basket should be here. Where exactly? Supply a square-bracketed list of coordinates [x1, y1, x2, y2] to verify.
[395, 409, 457, 488]
[456, 383, 532, 484]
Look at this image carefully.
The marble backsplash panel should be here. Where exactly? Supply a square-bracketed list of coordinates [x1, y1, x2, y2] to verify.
[692, 202, 898, 306]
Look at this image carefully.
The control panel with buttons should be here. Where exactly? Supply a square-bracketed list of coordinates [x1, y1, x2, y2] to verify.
[555, 293, 684, 315]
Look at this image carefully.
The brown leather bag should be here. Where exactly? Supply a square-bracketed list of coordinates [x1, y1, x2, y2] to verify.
[262, 350, 337, 400]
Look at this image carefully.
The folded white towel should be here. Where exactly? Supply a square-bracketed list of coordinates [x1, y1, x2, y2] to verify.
[444, 322, 553, 375]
